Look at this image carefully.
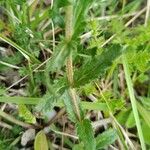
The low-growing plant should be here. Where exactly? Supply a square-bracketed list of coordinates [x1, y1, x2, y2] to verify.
[0, 0, 150, 150]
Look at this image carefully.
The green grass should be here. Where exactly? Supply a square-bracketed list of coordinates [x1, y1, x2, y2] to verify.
[123, 53, 146, 150]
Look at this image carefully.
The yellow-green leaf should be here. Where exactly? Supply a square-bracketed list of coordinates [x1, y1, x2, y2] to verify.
[34, 130, 48, 150]
[18, 104, 36, 124]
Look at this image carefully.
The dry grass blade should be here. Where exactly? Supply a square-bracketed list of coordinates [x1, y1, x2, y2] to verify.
[145, 0, 150, 26]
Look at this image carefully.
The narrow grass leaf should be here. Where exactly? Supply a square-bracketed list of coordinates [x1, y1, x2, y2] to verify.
[0, 96, 108, 111]
[123, 54, 146, 150]
[81, 102, 108, 111]
[0, 96, 41, 105]
[0, 34, 40, 63]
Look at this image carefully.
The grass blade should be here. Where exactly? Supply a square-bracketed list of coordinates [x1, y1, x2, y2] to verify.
[0, 96, 108, 111]
[122, 54, 146, 150]
[0, 33, 40, 63]
[0, 96, 41, 104]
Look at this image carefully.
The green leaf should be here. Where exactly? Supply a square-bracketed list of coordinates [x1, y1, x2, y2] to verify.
[55, 0, 70, 8]
[18, 104, 36, 124]
[76, 119, 96, 150]
[0, 88, 5, 96]
[137, 102, 150, 128]
[116, 108, 131, 125]
[82, 83, 97, 95]
[132, 51, 150, 72]
[73, 143, 84, 150]
[142, 122, 150, 145]
[36, 94, 57, 113]
[109, 99, 125, 112]
[13, 0, 26, 5]
[34, 130, 48, 150]
[0, 96, 109, 112]
[96, 129, 118, 149]
[49, 0, 70, 29]
[73, 0, 94, 38]
[74, 44, 122, 87]
[0, 96, 41, 105]
[140, 97, 150, 108]
[62, 90, 78, 122]
[81, 102, 108, 111]
[46, 41, 75, 72]
[125, 110, 136, 128]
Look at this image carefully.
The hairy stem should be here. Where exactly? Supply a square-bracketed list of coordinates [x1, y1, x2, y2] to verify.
[65, 4, 81, 121]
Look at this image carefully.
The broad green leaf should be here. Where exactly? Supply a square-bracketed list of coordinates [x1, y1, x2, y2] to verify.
[73, 143, 84, 150]
[137, 102, 150, 128]
[140, 97, 150, 108]
[81, 102, 108, 111]
[109, 99, 125, 112]
[0, 34, 40, 63]
[137, 74, 149, 83]
[36, 94, 57, 113]
[132, 51, 150, 72]
[116, 108, 131, 125]
[96, 129, 118, 149]
[76, 119, 96, 150]
[142, 122, 150, 145]
[0, 88, 5, 96]
[18, 104, 36, 124]
[34, 130, 48, 150]
[74, 44, 122, 87]
[125, 110, 136, 128]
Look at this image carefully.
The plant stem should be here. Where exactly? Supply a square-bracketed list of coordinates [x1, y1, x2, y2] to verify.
[66, 55, 74, 86]
[65, 4, 81, 121]
[65, 5, 74, 86]
[122, 54, 146, 150]
[113, 66, 119, 98]
[0, 110, 33, 128]
[68, 88, 81, 121]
